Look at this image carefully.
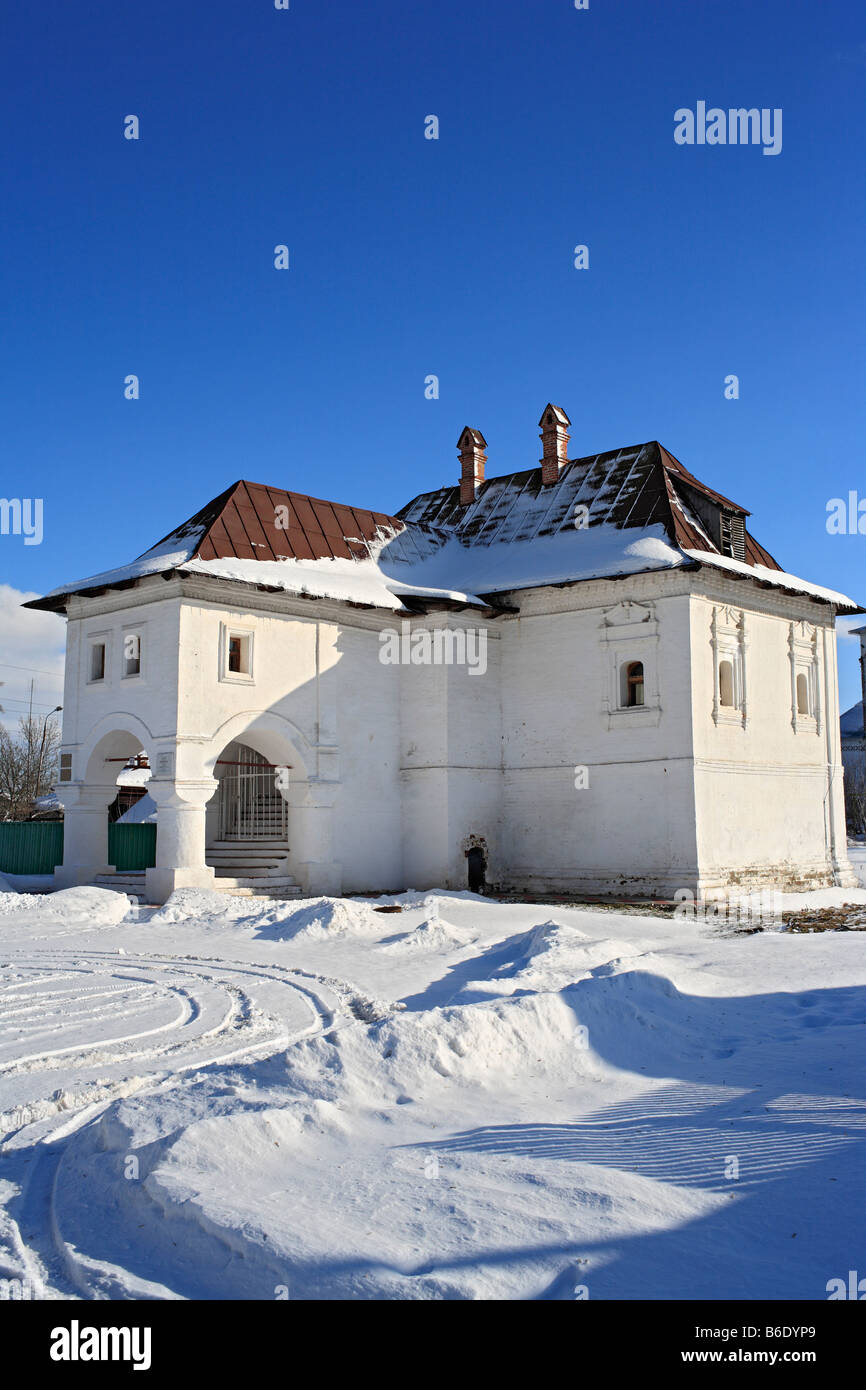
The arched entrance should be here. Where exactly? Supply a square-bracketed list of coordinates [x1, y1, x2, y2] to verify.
[55, 721, 154, 889]
[203, 738, 293, 895]
[203, 715, 342, 898]
[213, 742, 288, 842]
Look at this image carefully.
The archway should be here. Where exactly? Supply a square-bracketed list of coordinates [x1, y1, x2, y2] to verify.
[210, 741, 288, 843]
[199, 713, 340, 896]
[55, 721, 154, 889]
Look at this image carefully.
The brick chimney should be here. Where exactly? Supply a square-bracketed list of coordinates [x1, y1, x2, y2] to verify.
[539, 404, 571, 484]
[458, 427, 487, 506]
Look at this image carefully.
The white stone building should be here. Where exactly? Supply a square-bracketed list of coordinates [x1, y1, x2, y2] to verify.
[27, 405, 860, 903]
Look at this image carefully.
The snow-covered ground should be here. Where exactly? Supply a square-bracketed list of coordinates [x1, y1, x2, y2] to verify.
[1, 881, 865, 1301]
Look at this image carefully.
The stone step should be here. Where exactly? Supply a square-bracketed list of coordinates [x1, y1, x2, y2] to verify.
[216, 885, 303, 899]
[212, 875, 298, 890]
[204, 845, 289, 856]
[93, 874, 148, 903]
[212, 866, 288, 879]
[209, 841, 289, 851]
[208, 862, 289, 873]
[206, 851, 289, 864]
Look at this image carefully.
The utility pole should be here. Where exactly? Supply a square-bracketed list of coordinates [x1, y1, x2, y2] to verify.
[34, 706, 62, 810]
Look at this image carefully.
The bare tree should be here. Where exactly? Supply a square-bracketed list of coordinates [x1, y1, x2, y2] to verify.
[0, 714, 62, 820]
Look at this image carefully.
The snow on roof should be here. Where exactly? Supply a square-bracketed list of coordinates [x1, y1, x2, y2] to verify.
[23, 442, 862, 615]
[681, 550, 860, 611]
[183, 553, 485, 611]
[117, 765, 151, 787]
[380, 524, 687, 596]
[181, 523, 691, 607]
[41, 543, 199, 602]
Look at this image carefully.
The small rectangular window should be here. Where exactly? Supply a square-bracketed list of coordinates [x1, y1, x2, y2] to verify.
[123, 633, 141, 677]
[225, 631, 252, 677]
[90, 643, 106, 681]
[59, 752, 72, 783]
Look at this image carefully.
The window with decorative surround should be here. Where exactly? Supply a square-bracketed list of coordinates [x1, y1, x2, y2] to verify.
[711, 606, 746, 726]
[601, 601, 660, 728]
[788, 621, 821, 734]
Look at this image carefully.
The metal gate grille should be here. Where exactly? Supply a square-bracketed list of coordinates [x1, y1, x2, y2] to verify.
[216, 747, 288, 841]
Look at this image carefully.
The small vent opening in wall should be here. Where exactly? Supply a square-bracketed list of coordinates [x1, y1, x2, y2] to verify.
[720, 512, 746, 562]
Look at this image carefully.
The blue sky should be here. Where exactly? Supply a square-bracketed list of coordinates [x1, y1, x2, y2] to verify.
[1, 0, 864, 715]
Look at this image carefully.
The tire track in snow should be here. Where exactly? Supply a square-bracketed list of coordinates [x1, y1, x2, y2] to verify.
[0, 946, 348, 1299]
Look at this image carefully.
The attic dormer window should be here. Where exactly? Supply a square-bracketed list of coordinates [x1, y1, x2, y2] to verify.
[720, 512, 746, 562]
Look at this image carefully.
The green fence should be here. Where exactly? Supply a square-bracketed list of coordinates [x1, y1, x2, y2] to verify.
[0, 822, 157, 876]
[108, 823, 157, 871]
[0, 821, 64, 875]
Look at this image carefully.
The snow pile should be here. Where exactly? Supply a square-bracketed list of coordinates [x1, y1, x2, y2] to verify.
[507, 918, 592, 966]
[314, 987, 600, 1094]
[5, 889, 866, 1300]
[147, 891, 385, 942]
[147, 887, 270, 925]
[257, 896, 383, 942]
[0, 884, 130, 924]
[378, 908, 478, 954]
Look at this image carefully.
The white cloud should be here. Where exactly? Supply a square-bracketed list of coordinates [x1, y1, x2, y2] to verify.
[0, 584, 66, 731]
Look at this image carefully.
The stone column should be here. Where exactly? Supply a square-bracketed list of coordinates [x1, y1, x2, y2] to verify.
[282, 781, 342, 896]
[54, 783, 116, 888]
[145, 777, 219, 903]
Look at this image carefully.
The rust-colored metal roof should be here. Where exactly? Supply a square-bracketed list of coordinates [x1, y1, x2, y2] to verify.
[148, 479, 405, 565]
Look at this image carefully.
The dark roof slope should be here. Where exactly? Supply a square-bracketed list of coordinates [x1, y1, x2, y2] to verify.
[397, 440, 782, 570]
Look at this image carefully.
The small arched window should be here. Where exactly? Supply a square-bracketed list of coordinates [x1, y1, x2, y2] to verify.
[625, 661, 644, 708]
[796, 671, 810, 715]
[719, 659, 734, 708]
